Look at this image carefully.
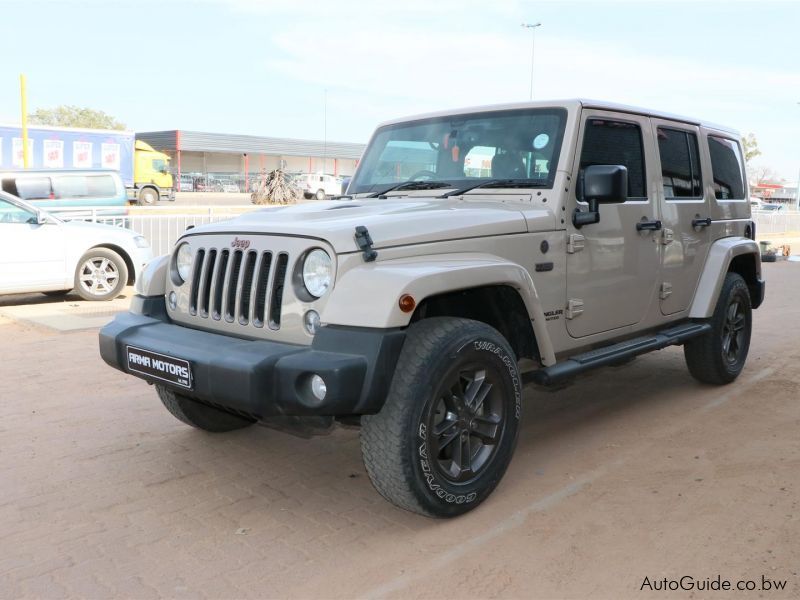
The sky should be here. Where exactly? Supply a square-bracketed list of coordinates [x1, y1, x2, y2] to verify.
[0, 0, 798, 179]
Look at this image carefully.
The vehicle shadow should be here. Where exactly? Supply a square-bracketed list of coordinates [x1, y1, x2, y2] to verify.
[0, 289, 133, 307]
[139, 347, 701, 528]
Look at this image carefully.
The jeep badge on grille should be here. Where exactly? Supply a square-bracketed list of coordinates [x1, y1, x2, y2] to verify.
[231, 237, 251, 250]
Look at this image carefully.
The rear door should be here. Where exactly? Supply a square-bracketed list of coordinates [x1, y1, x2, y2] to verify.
[565, 110, 661, 338]
[651, 120, 712, 315]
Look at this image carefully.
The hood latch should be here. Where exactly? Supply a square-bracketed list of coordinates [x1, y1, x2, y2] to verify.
[354, 225, 378, 262]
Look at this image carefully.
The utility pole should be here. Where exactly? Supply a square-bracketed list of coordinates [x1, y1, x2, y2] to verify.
[796, 102, 800, 211]
[323, 89, 328, 175]
[521, 23, 542, 100]
[20, 74, 29, 168]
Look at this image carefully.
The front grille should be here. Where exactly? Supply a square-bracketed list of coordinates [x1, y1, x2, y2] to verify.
[188, 247, 289, 330]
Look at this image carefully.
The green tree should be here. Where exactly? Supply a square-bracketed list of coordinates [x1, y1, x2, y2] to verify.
[742, 132, 761, 163]
[28, 105, 126, 130]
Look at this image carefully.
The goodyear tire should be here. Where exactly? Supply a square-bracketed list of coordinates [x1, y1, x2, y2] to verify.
[156, 385, 255, 432]
[361, 317, 522, 518]
[684, 272, 752, 385]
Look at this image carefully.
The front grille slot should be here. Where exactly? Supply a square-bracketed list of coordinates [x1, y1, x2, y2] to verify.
[188, 249, 205, 315]
[238, 251, 257, 325]
[183, 242, 293, 332]
[269, 253, 289, 330]
[225, 250, 244, 322]
[253, 252, 273, 328]
[212, 249, 229, 320]
[199, 249, 216, 318]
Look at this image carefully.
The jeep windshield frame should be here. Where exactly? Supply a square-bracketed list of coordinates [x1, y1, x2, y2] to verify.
[349, 107, 567, 196]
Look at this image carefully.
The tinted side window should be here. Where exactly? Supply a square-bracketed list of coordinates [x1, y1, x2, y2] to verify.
[580, 119, 646, 198]
[657, 128, 702, 198]
[15, 177, 53, 200]
[86, 175, 117, 197]
[708, 136, 745, 199]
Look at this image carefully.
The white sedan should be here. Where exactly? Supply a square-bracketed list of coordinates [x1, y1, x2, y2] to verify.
[0, 191, 152, 301]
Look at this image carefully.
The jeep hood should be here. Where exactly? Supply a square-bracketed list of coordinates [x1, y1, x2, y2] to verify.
[190, 198, 554, 253]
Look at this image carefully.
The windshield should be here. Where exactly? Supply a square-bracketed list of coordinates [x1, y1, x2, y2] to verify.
[349, 108, 567, 195]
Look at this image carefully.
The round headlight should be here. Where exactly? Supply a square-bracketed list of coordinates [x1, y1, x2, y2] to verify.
[302, 249, 332, 298]
[175, 243, 193, 283]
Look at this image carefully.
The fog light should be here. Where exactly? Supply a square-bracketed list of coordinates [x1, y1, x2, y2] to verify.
[168, 291, 177, 310]
[310, 374, 327, 401]
[304, 310, 321, 335]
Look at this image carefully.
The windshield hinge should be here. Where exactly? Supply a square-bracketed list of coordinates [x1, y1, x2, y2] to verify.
[354, 225, 378, 262]
[567, 233, 585, 254]
[566, 298, 584, 319]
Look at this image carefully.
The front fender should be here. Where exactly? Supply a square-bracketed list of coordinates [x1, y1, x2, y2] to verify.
[134, 254, 169, 296]
[689, 237, 761, 318]
[322, 253, 556, 366]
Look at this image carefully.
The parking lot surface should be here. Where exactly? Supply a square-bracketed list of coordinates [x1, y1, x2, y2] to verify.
[1, 262, 798, 599]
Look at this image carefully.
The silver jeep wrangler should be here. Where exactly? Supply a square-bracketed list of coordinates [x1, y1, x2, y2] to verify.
[100, 99, 764, 517]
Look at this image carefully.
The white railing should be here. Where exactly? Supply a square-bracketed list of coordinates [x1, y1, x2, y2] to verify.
[50, 205, 800, 256]
[53, 205, 258, 255]
[752, 210, 800, 236]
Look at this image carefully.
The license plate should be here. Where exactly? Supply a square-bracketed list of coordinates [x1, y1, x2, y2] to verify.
[126, 346, 193, 389]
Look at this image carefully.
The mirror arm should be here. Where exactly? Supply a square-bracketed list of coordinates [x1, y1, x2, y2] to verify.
[572, 198, 600, 229]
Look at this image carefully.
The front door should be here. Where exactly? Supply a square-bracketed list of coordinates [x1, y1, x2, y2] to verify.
[650, 120, 712, 315]
[0, 197, 66, 293]
[566, 110, 661, 338]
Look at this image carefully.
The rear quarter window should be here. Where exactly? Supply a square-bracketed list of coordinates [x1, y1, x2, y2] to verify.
[708, 136, 745, 200]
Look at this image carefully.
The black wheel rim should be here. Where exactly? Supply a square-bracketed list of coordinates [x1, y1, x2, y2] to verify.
[425, 364, 505, 484]
[722, 300, 746, 364]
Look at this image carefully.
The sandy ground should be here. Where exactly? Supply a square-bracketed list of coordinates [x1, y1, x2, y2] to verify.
[0, 263, 798, 599]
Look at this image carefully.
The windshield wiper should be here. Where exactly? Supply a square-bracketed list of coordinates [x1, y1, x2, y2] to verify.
[366, 180, 452, 198]
[438, 178, 547, 198]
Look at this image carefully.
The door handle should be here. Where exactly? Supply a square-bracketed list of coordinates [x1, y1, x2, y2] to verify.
[636, 219, 662, 231]
[692, 217, 712, 228]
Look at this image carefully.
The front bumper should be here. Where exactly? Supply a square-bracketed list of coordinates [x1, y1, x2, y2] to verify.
[99, 296, 405, 418]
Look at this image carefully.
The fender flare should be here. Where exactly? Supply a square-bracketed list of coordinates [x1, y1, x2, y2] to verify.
[321, 253, 557, 366]
[689, 237, 761, 318]
[134, 254, 168, 296]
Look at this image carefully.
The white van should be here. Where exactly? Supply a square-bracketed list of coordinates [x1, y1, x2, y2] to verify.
[294, 173, 344, 200]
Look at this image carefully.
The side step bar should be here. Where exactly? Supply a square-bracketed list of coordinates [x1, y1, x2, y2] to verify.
[526, 321, 712, 386]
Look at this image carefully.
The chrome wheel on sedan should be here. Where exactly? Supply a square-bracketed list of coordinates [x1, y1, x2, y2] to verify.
[74, 248, 128, 301]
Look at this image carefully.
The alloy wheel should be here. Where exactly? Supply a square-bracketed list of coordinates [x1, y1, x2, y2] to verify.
[426, 365, 505, 484]
[79, 257, 119, 297]
[721, 300, 746, 364]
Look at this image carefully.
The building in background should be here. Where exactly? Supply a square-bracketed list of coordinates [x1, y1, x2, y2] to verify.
[751, 180, 798, 206]
[136, 130, 365, 192]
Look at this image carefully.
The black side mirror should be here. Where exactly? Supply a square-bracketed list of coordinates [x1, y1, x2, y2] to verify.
[573, 165, 628, 228]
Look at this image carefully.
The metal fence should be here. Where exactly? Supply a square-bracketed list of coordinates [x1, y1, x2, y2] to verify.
[51, 205, 800, 257]
[752, 210, 800, 236]
[54, 205, 256, 256]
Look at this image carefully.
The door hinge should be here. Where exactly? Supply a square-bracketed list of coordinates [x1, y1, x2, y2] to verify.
[567, 233, 585, 254]
[660, 282, 673, 299]
[566, 298, 584, 319]
[661, 228, 674, 245]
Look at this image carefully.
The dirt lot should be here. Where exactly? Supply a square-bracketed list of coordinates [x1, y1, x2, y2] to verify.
[1, 262, 798, 599]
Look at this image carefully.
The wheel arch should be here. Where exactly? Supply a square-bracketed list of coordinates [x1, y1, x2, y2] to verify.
[689, 237, 762, 318]
[86, 243, 135, 285]
[321, 253, 556, 366]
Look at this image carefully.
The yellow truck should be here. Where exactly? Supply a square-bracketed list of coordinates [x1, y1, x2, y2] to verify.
[129, 140, 174, 205]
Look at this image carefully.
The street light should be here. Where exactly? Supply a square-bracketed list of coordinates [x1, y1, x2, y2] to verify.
[521, 22, 542, 100]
